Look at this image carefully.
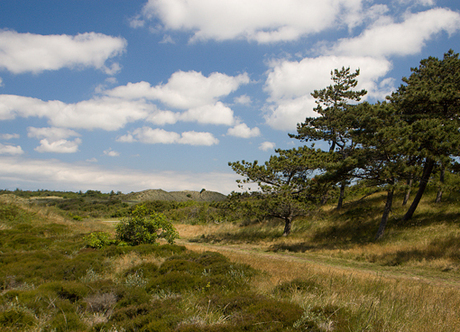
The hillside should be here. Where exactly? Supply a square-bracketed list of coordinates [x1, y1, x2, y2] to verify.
[123, 189, 227, 202]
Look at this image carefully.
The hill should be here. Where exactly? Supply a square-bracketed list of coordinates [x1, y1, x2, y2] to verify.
[124, 189, 227, 202]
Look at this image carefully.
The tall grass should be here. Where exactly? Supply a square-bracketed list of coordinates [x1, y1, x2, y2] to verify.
[177, 188, 460, 331]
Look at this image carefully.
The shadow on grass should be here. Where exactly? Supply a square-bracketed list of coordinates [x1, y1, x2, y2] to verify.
[398, 209, 460, 228]
[366, 234, 460, 267]
[190, 221, 285, 244]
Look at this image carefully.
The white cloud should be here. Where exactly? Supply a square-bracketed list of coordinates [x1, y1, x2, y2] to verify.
[264, 96, 317, 131]
[105, 70, 250, 109]
[0, 156, 239, 194]
[0, 133, 19, 140]
[259, 141, 276, 151]
[179, 102, 235, 125]
[0, 30, 127, 74]
[147, 109, 179, 125]
[0, 77, 3, 87]
[264, 55, 393, 130]
[396, 0, 435, 7]
[129, 127, 180, 144]
[129, 15, 146, 28]
[330, 8, 460, 57]
[116, 133, 136, 143]
[102, 70, 249, 126]
[178, 131, 219, 146]
[103, 148, 120, 157]
[27, 127, 80, 140]
[227, 123, 261, 138]
[142, 0, 369, 43]
[27, 127, 82, 154]
[35, 138, 81, 153]
[160, 35, 175, 44]
[0, 95, 152, 130]
[118, 127, 219, 146]
[0, 143, 23, 155]
[234, 95, 252, 105]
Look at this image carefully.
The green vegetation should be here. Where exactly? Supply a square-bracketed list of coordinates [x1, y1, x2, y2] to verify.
[2, 50, 460, 331]
[230, 50, 460, 240]
[1, 198, 310, 331]
[2, 180, 460, 330]
[115, 205, 179, 245]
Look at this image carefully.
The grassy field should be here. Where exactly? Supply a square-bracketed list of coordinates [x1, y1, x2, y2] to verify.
[1, 189, 460, 331]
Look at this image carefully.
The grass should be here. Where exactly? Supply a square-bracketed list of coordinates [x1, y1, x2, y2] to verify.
[2, 187, 460, 331]
[175, 188, 460, 331]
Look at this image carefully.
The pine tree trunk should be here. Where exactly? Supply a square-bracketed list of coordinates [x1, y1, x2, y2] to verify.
[402, 176, 413, 206]
[282, 216, 292, 236]
[375, 188, 394, 241]
[336, 182, 345, 210]
[403, 158, 435, 222]
[435, 165, 445, 203]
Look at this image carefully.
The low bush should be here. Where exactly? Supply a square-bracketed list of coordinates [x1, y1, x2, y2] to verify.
[0, 309, 36, 330]
[116, 205, 179, 246]
[84, 231, 116, 249]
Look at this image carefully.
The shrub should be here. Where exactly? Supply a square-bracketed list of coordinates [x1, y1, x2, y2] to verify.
[84, 231, 116, 249]
[116, 205, 178, 246]
[0, 309, 36, 329]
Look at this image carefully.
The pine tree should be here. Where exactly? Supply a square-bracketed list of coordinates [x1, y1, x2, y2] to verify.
[290, 67, 367, 210]
[229, 147, 329, 236]
[389, 50, 460, 221]
[351, 102, 412, 239]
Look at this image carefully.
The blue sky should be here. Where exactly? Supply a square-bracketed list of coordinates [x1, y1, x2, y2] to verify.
[0, 0, 459, 194]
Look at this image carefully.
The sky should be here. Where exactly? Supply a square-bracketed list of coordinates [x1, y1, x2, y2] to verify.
[0, 0, 459, 194]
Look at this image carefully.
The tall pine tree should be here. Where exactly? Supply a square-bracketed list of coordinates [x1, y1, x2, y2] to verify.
[389, 50, 460, 221]
[291, 67, 367, 210]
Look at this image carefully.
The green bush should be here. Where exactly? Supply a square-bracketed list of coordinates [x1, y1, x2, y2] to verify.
[84, 231, 116, 249]
[116, 205, 178, 246]
[0, 309, 36, 329]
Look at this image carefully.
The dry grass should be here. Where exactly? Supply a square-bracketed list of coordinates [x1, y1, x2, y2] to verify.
[179, 240, 460, 331]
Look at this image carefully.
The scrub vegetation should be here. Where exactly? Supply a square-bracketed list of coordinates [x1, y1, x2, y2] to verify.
[2, 51, 460, 331]
[2, 182, 460, 331]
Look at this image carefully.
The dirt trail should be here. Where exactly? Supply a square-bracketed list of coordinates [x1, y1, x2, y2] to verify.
[174, 225, 460, 289]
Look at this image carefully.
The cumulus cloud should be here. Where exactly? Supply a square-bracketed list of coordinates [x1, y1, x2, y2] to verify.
[141, 0, 371, 43]
[263, 55, 393, 130]
[117, 127, 219, 146]
[105, 70, 250, 109]
[0, 156, 240, 193]
[329, 8, 460, 57]
[129, 15, 146, 28]
[147, 109, 179, 125]
[234, 95, 252, 105]
[0, 143, 24, 155]
[0, 133, 19, 140]
[0, 95, 152, 131]
[0, 30, 127, 74]
[35, 138, 81, 153]
[179, 102, 235, 126]
[227, 123, 261, 138]
[102, 70, 250, 126]
[259, 141, 276, 151]
[27, 127, 80, 140]
[103, 148, 120, 157]
[179, 131, 219, 146]
[27, 127, 82, 154]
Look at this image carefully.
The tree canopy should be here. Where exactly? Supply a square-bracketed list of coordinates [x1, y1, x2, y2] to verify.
[229, 50, 460, 239]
